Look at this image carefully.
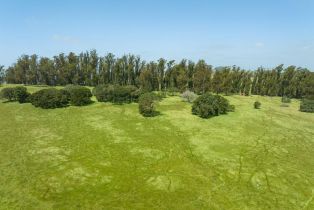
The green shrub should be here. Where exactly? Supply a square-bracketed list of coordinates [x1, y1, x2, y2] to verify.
[93, 85, 139, 104]
[0, 86, 31, 103]
[64, 85, 92, 106]
[0, 87, 16, 101]
[300, 99, 314, 113]
[254, 101, 261, 109]
[30, 88, 70, 109]
[63, 84, 77, 92]
[93, 85, 114, 102]
[139, 93, 158, 117]
[281, 96, 291, 103]
[192, 93, 232, 118]
[181, 90, 197, 103]
[14, 86, 31, 103]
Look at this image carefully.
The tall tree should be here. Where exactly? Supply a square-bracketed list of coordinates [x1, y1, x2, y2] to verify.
[193, 60, 212, 94]
[157, 58, 166, 91]
[0, 65, 5, 84]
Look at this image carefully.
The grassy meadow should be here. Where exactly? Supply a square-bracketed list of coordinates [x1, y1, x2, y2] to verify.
[0, 85, 314, 209]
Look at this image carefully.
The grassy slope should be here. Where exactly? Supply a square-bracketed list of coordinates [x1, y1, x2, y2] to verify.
[0, 85, 313, 210]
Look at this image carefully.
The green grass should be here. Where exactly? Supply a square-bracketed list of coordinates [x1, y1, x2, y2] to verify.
[0, 85, 314, 209]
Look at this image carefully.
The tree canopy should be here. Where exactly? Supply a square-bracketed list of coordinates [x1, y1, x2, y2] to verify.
[2, 50, 313, 99]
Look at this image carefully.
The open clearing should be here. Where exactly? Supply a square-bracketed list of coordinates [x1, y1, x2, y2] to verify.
[0, 85, 314, 209]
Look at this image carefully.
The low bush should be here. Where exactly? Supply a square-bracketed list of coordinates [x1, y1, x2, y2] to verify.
[93, 85, 140, 104]
[254, 101, 261, 109]
[30, 88, 69, 109]
[192, 93, 233, 118]
[0, 87, 16, 101]
[64, 85, 92, 106]
[14, 86, 31, 103]
[0, 86, 31, 103]
[139, 93, 158, 117]
[281, 96, 291, 103]
[181, 90, 197, 103]
[300, 99, 314, 113]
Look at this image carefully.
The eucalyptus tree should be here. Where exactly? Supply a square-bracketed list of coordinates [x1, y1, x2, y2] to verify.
[193, 60, 212, 94]
[27, 54, 39, 85]
[38, 57, 55, 85]
[53, 53, 67, 85]
[3, 50, 314, 100]
[187, 60, 195, 90]
[157, 58, 166, 91]
[0, 65, 5, 84]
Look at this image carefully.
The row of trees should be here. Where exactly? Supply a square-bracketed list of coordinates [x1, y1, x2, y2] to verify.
[1, 50, 313, 98]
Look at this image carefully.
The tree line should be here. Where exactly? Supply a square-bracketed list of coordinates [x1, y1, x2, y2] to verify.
[1, 50, 313, 98]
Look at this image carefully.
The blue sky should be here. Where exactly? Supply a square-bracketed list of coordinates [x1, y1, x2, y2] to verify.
[0, 0, 313, 69]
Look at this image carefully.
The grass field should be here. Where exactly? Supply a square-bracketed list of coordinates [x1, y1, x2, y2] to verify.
[0, 85, 314, 210]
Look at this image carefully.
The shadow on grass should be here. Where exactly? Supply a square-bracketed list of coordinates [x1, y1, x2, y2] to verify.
[71, 100, 96, 107]
[141, 111, 162, 117]
[2, 100, 15, 104]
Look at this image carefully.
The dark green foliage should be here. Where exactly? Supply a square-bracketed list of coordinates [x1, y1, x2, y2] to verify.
[30, 88, 69, 109]
[63, 84, 77, 92]
[0, 65, 5, 85]
[93, 85, 115, 102]
[0, 86, 31, 103]
[192, 93, 232, 118]
[93, 85, 139, 104]
[254, 101, 261, 109]
[14, 86, 31, 103]
[0, 87, 16, 101]
[64, 85, 92, 106]
[281, 96, 291, 103]
[300, 99, 314, 113]
[138, 93, 158, 117]
[299, 73, 314, 113]
[3, 51, 313, 100]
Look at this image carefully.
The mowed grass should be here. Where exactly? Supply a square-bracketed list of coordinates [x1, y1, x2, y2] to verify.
[0, 85, 313, 210]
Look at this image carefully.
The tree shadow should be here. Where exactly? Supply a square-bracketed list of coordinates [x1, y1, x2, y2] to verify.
[2, 100, 15, 103]
[142, 111, 162, 117]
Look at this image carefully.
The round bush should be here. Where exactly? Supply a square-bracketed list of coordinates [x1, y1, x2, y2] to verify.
[30, 88, 69, 109]
[254, 101, 261, 109]
[139, 93, 157, 117]
[14, 86, 31, 103]
[0, 86, 31, 103]
[64, 85, 92, 106]
[181, 90, 197, 103]
[93, 85, 115, 102]
[93, 85, 139, 104]
[192, 93, 232, 118]
[0, 87, 16, 101]
[300, 99, 314, 113]
[281, 96, 291, 103]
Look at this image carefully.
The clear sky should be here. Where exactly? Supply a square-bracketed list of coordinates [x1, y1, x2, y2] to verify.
[0, 0, 313, 69]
